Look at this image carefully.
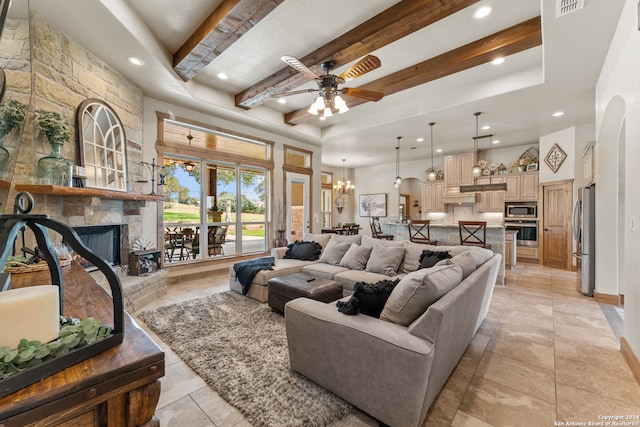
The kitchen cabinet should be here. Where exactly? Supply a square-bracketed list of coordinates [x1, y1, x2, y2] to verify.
[505, 230, 517, 268]
[504, 171, 539, 201]
[475, 177, 505, 212]
[517, 246, 539, 262]
[444, 152, 474, 192]
[423, 181, 444, 212]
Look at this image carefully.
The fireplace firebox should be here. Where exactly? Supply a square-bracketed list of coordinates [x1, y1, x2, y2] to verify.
[67, 224, 127, 270]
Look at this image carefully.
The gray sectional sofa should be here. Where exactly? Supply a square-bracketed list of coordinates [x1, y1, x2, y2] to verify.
[228, 232, 501, 427]
[229, 232, 496, 300]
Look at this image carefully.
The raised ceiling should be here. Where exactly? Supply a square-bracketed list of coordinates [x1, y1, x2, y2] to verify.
[28, 0, 625, 168]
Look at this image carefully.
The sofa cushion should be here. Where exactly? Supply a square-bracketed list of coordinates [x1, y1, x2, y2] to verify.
[301, 262, 349, 280]
[436, 251, 476, 279]
[329, 233, 362, 245]
[232, 259, 315, 286]
[339, 243, 372, 271]
[334, 270, 405, 294]
[366, 244, 406, 276]
[380, 264, 463, 326]
[336, 279, 399, 318]
[284, 241, 323, 261]
[303, 233, 332, 251]
[318, 241, 351, 265]
[361, 234, 405, 248]
[419, 250, 452, 269]
[400, 242, 434, 273]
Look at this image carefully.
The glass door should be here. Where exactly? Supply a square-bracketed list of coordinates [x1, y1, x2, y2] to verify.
[286, 172, 310, 242]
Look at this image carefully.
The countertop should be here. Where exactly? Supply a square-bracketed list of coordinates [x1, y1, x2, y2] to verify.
[382, 221, 506, 229]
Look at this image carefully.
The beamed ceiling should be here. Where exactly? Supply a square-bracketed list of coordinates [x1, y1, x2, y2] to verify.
[30, 0, 626, 168]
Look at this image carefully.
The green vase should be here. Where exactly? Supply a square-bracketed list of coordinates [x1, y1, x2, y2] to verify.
[37, 141, 72, 187]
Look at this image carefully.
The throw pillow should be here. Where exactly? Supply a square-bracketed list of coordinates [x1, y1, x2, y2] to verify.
[339, 243, 373, 270]
[329, 233, 362, 245]
[419, 250, 452, 269]
[400, 241, 437, 273]
[437, 251, 476, 279]
[336, 279, 399, 318]
[318, 241, 352, 265]
[365, 244, 406, 276]
[283, 241, 323, 261]
[380, 264, 463, 326]
[303, 233, 332, 250]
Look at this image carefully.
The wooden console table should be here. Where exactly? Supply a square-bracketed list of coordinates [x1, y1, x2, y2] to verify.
[0, 262, 165, 427]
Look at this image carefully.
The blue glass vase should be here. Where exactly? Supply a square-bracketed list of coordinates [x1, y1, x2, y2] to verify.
[37, 141, 72, 187]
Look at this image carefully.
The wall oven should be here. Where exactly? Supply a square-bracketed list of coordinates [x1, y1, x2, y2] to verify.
[505, 202, 537, 219]
[505, 220, 539, 247]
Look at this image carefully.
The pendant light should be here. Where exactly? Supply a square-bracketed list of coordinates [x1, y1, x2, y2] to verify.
[426, 122, 437, 181]
[472, 112, 482, 178]
[393, 136, 402, 189]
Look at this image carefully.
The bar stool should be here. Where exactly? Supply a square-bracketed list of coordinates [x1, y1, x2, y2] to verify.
[370, 217, 393, 240]
[407, 219, 437, 245]
[458, 221, 490, 248]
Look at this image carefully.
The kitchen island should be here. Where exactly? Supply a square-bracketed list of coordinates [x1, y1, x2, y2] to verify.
[381, 221, 506, 285]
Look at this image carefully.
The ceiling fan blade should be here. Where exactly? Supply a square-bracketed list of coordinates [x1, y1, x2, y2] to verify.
[281, 55, 320, 80]
[338, 55, 381, 81]
[343, 87, 384, 102]
[271, 88, 317, 98]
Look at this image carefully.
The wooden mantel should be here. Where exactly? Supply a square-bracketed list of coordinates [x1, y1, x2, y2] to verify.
[14, 184, 166, 201]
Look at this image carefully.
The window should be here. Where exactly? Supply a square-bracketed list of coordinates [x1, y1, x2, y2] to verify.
[157, 114, 273, 263]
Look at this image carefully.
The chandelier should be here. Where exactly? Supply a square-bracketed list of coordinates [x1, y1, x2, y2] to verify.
[393, 136, 402, 189]
[334, 159, 354, 195]
[427, 122, 437, 181]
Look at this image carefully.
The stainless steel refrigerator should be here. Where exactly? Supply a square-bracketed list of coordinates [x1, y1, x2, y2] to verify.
[572, 184, 595, 296]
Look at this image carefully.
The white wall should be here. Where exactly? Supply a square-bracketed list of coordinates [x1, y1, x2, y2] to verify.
[539, 127, 576, 184]
[141, 97, 322, 245]
[595, 0, 640, 364]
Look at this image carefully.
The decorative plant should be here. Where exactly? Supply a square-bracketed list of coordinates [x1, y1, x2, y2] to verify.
[34, 109, 70, 145]
[0, 99, 28, 140]
[513, 155, 536, 168]
[0, 316, 112, 381]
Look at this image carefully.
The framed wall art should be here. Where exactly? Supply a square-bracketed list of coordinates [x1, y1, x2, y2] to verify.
[359, 193, 387, 217]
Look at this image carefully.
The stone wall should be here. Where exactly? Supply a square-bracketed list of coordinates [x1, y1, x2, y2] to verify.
[9, 12, 148, 249]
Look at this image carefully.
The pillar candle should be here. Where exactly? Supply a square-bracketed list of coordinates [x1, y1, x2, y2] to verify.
[0, 285, 60, 349]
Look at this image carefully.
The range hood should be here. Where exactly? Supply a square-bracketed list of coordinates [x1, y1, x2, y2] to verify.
[442, 193, 477, 205]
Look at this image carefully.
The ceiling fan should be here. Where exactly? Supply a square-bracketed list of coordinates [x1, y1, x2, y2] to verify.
[277, 55, 385, 117]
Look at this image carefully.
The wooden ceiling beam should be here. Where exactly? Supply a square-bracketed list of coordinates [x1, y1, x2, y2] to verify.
[284, 16, 542, 126]
[173, 0, 284, 81]
[234, 0, 482, 110]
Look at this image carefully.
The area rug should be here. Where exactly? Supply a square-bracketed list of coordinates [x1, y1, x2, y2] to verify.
[138, 291, 353, 427]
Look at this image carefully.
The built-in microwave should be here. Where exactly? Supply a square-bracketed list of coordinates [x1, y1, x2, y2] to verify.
[505, 202, 537, 219]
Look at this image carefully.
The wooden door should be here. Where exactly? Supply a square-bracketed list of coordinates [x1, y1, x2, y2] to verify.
[542, 180, 573, 269]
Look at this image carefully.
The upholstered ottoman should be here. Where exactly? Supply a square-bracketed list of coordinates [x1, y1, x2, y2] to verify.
[267, 272, 343, 313]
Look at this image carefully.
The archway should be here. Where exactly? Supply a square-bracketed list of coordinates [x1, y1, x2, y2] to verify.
[595, 95, 625, 299]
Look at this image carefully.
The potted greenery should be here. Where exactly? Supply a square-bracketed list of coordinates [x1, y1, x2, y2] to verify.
[0, 99, 28, 171]
[34, 109, 73, 186]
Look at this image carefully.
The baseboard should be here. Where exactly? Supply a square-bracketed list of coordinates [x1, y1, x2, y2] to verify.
[594, 290, 623, 306]
[621, 337, 640, 386]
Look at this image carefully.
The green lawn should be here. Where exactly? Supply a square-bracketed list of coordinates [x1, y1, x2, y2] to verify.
[163, 212, 200, 222]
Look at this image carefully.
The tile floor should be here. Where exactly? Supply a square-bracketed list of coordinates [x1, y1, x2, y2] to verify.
[132, 262, 640, 427]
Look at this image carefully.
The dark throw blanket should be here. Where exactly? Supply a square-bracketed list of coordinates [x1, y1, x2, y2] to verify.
[233, 257, 275, 295]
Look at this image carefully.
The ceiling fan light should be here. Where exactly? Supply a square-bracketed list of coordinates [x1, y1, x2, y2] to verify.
[308, 104, 319, 115]
[323, 107, 333, 118]
[314, 96, 326, 109]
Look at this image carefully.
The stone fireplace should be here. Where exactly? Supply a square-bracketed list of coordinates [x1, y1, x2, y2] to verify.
[68, 224, 128, 270]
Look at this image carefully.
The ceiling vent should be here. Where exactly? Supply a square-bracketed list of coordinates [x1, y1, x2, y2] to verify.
[556, 0, 585, 17]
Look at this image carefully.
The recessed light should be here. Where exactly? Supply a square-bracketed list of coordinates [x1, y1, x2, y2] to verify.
[278, 99, 287, 104]
[127, 56, 145, 66]
[481, 125, 491, 130]
[416, 137, 424, 142]
[473, 5, 492, 19]
[492, 139, 500, 144]
[436, 148, 443, 153]
[217, 72, 229, 80]
[491, 57, 505, 65]
[552, 111, 565, 117]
